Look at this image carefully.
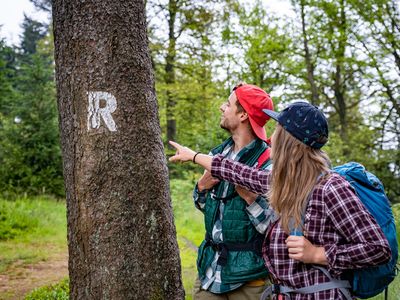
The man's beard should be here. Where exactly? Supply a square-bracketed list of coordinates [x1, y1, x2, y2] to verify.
[220, 122, 232, 133]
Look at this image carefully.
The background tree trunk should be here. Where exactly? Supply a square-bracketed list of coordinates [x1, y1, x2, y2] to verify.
[52, 1, 184, 299]
[165, 0, 177, 147]
[299, 0, 319, 105]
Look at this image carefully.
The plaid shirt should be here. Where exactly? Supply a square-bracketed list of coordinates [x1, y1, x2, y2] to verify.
[193, 141, 274, 294]
[211, 154, 391, 299]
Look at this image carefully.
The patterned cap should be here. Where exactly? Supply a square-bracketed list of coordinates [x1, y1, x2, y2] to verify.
[263, 102, 328, 149]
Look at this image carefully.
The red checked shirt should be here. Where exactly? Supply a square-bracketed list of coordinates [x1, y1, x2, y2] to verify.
[210, 154, 391, 300]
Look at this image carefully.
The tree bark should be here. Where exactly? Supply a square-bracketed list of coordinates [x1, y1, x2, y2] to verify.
[52, 1, 184, 299]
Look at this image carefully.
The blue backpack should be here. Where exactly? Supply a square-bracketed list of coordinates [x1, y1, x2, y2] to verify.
[332, 162, 398, 298]
[261, 162, 398, 300]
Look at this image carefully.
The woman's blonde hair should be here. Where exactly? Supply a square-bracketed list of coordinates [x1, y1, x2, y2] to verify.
[268, 125, 331, 233]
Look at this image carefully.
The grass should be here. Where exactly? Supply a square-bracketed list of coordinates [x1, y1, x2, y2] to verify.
[368, 203, 400, 300]
[4, 183, 400, 299]
[170, 177, 205, 300]
[178, 237, 198, 300]
[0, 196, 67, 273]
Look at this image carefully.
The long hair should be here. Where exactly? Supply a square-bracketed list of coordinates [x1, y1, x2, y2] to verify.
[269, 125, 331, 233]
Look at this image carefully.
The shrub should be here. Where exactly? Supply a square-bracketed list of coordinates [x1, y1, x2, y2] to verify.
[24, 278, 69, 300]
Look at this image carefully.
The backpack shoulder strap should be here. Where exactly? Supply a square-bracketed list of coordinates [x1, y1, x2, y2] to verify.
[257, 147, 271, 169]
[260, 266, 352, 300]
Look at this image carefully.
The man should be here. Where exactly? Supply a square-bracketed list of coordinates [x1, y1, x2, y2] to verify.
[192, 83, 277, 300]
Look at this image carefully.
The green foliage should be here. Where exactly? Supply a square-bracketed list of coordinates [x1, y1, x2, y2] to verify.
[0, 39, 16, 116]
[0, 0, 398, 297]
[324, 127, 400, 203]
[393, 204, 400, 251]
[0, 30, 63, 198]
[19, 15, 48, 56]
[171, 177, 205, 246]
[29, 0, 52, 13]
[157, 76, 227, 153]
[287, 0, 399, 202]
[0, 0, 398, 200]
[24, 278, 69, 300]
[0, 198, 40, 240]
[148, 0, 231, 157]
[229, 1, 292, 91]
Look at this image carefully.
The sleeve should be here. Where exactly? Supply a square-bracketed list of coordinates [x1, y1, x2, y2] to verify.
[211, 154, 271, 194]
[193, 150, 215, 213]
[246, 195, 278, 234]
[193, 183, 207, 213]
[322, 177, 391, 276]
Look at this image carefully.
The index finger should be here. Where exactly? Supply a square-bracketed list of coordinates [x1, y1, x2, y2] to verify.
[168, 140, 181, 150]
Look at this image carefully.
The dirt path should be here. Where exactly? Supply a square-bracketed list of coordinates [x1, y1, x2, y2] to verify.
[0, 252, 68, 300]
[181, 236, 198, 252]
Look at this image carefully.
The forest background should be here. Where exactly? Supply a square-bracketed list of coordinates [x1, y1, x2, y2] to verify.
[0, 0, 399, 202]
[0, 0, 399, 298]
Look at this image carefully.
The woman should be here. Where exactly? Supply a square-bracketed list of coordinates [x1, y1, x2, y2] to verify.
[169, 102, 391, 299]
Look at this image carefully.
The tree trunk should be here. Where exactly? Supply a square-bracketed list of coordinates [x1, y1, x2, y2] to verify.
[52, 1, 184, 299]
[300, 0, 319, 105]
[165, 0, 177, 147]
[334, 0, 349, 146]
[334, 64, 348, 143]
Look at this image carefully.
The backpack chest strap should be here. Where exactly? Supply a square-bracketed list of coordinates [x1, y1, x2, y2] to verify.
[204, 233, 263, 266]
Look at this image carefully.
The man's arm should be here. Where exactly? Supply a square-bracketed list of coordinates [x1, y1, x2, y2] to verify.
[193, 183, 207, 212]
[193, 170, 219, 212]
[236, 185, 277, 234]
[246, 195, 277, 234]
[197, 170, 220, 192]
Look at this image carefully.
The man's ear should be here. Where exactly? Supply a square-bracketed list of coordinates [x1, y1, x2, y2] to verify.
[239, 111, 249, 122]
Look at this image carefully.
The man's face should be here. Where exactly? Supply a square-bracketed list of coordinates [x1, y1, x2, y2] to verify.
[219, 92, 242, 133]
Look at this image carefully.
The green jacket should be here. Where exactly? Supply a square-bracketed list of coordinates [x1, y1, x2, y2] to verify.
[197, 138, 271, 284]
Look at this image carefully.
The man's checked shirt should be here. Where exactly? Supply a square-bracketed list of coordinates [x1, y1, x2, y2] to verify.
[210, 154, 391, 299]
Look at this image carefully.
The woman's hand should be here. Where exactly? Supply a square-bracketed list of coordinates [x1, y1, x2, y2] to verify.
[285, 235, 327, 265]
[169, 141, 196, 163]
[169, 141, 213, 171]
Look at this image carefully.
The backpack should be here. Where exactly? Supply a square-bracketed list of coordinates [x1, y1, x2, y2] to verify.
[332, 162, 398, 298]
[261, 162, 398, 300]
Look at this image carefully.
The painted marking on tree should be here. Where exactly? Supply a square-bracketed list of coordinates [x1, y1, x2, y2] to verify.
[87, 91, 117, 132]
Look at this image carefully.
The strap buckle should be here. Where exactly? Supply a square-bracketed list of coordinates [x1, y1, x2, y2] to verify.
[272, 284, 280, 294]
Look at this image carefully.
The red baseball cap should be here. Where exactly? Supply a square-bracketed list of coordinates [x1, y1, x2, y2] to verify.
[234, 84, 274, 141]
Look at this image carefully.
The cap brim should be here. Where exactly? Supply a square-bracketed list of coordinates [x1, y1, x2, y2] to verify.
[248, 117, 267, 141]
[262, 109, 279, 122]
